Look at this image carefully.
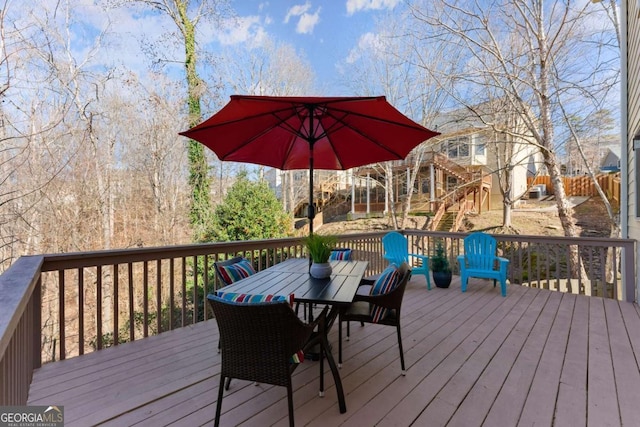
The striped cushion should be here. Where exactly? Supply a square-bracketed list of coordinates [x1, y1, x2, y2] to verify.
[329, 249, 352, 260]
[213, 292, 303, 363]
[291, 350, 305, 364]
[216, 292, 286, 303]
[217, 259, 256, 285]
[369, 264, 400, 323]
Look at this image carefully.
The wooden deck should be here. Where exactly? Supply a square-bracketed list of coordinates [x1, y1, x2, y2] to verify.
[28, 276, 640, 426]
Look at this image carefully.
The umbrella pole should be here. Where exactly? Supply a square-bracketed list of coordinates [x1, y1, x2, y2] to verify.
[308, 105, 316, 272]
[308, 104, 316, 237]
[308, 153, 314, 271]
[309, 153, 314, 236]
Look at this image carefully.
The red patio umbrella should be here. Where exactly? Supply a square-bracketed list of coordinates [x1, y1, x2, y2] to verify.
[179, 95, 439, 234]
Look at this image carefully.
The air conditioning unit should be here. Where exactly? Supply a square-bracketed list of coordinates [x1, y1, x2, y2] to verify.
[535, 184, 547, 196]
[529, 187, 541, 199]
[529, 184, 547, 199]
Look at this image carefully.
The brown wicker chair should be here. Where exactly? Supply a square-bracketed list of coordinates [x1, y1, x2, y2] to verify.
[212, 256, 256, 354]
[338, 262, 411, 375]
[208, 295, 330, 427]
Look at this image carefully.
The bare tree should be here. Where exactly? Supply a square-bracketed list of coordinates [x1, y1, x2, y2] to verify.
[106, 0, 233, 241]
[408, 0, 617, 238]
[0, 1, 77, 268]
[339, 14, 451, 229]
[115, 72, 191, 246]
[407, 0, 618, 283]
[32, 1, 117, 249]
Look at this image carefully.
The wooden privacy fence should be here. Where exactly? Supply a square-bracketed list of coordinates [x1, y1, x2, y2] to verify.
[528, 173, 620, 206]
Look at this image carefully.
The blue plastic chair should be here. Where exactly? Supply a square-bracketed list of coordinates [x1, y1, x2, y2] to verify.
[382, 231, 431, 290]
[457, 232, 509, 297]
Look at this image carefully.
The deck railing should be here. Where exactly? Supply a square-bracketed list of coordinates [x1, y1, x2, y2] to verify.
[0, 230, 635, 405]
[404, 231, 635, 301]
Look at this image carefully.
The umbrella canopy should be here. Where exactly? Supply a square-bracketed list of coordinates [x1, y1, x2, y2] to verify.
[180, 95, 440, 234]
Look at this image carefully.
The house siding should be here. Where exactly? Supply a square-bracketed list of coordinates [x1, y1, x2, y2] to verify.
[626, 0, 640, 300]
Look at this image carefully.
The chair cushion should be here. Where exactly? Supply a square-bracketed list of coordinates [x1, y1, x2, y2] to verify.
[369, 264, 400, 323]
[329, 249, 352, 260]
[212, 292, 303, 363]
[215, 292, 287, 303]
[217, 259, 256, 285]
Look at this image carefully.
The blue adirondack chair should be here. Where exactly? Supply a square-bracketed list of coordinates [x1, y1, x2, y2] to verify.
[382, 231, 431, 290]
[457, 232, 509, 297]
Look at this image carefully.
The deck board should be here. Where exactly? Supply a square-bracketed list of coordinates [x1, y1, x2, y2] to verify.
[28, 276, 640, 426]
[587, 298, 620, 427]
[603, 298, 640, 426]
[509, 291, 569, 426]
[555, 293, 589, 427]
[336, 281, 505, 427]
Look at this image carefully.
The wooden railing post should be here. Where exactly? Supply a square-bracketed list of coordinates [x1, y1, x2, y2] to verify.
[622, 239, 637, 303]
[0, 256, 44, 405]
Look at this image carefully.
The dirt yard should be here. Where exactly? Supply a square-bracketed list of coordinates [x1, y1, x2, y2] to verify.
[319, 196, 615, 238]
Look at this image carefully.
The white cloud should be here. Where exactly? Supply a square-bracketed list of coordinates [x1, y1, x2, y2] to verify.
[346, 0, 400, 16]
[215, 16, 268, 46]
[284, 2, 312, 23]
[346, 32, 384, 63]
[283, 2, 321, 34]
[296, 7, 321, 34]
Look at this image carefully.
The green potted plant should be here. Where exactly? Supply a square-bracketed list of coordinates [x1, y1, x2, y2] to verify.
[431, 240, 452, 288]
[302, 233, 337, 278]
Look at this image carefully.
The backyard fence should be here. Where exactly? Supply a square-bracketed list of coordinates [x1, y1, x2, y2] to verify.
[528, 173, 620, 206]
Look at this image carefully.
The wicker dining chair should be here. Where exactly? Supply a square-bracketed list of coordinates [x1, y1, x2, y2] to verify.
[208, 295, 329, 427]
[338, 262, 411, 375]
[212, 256, 257, 353]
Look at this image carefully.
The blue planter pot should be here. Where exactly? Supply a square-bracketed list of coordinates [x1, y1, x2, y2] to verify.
[433, 270, 452, 288]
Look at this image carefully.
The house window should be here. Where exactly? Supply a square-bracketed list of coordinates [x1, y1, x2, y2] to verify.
[447, 141, 458, 158]
[400, 179, 408, 196]
[444, 136, 470, 159]
[421, 179, 430, 194]
[476, 143, 486, 155]
[446, 176, 458, 191]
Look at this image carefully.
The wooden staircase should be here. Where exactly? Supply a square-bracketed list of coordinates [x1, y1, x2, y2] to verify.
[426, 154, 492, 232]
[432, 153, 471, 181]
[437, 212, 455, 231]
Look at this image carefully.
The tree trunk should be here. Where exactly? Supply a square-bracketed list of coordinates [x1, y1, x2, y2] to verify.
[179, 1, 211, 242]
[385, 164, 399, 229]
[502, 203, 512, 229]
[287, 170, 295, 215]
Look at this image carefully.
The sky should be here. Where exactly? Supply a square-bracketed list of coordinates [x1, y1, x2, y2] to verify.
[23, 0, 404, 97]
[11, 0, 619, 121]
[227, 0, 401, 89]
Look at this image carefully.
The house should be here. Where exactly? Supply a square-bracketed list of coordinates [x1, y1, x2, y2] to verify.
[600, 146, 621, 172]
[428, 104, 543, 209]
[264, 167, 352, 218]
[352, 103, 542, 230]
[623, 0, 640, 301]
[564, 133, 620, 175]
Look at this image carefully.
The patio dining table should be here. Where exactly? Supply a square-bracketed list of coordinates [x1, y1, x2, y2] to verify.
[215, 257, 369, 413]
